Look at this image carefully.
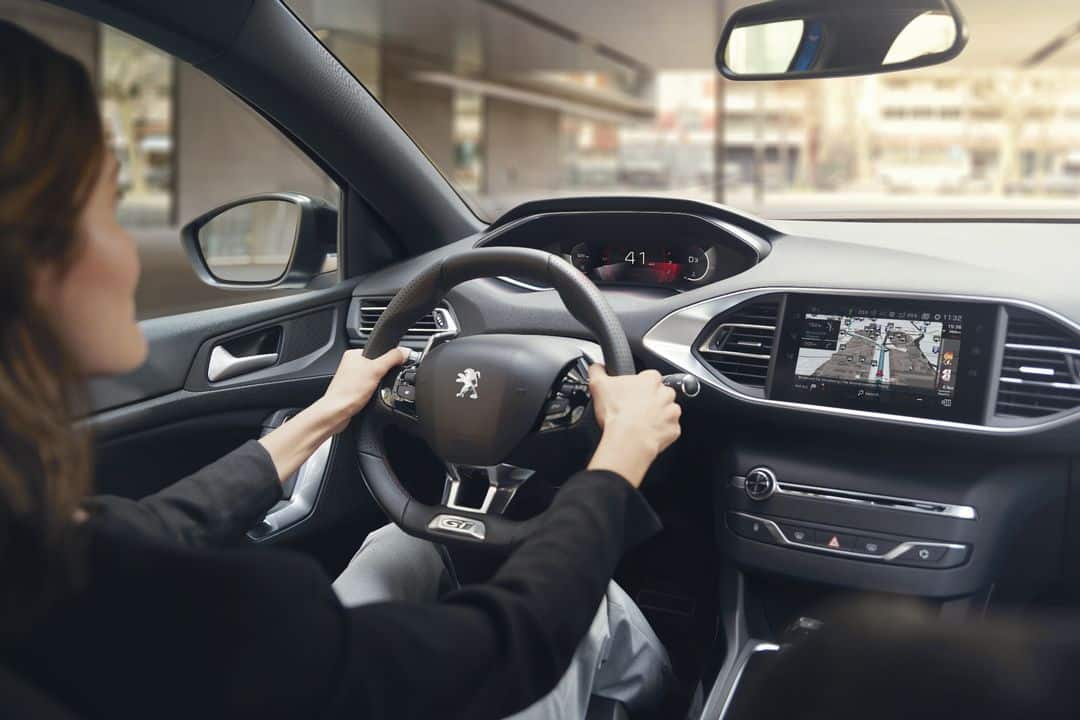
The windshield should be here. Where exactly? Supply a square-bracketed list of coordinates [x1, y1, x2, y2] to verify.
[290, 0, 1080, 221]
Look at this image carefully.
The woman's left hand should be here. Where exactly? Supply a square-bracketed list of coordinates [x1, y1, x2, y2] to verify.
[260, 347, 409, 484]
[318, 348, 410, 432]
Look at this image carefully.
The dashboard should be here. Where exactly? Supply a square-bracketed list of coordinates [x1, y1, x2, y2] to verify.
[349, 196, 1080, 445]
[436, 197, 1080, 443]
[475, 209, 765, 291]
[347, 196, 1080, 603]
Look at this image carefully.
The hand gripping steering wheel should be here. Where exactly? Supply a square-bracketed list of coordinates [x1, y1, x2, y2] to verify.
[355, 247, 635, 550]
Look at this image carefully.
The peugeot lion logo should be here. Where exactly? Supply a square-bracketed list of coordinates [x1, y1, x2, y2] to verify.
[455, 368, 481, 399]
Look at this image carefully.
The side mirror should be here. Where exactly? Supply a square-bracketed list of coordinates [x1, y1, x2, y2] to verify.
[181, 193, 337, 289]
[716, 0, 968, 81]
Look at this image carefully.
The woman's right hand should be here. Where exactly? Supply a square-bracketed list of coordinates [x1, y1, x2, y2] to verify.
[586, 365, 682, 488]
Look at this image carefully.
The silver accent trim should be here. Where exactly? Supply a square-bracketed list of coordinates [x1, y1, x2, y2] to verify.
[428, 514, 486, 541]
[498, 275, 547, 292]
[714, 641, 781, 720]
[731, 511, 968, 561]
[731, 476, 977, 520]
[413, 309, 462, 379]
[356, 304, 459, 340]
[699, 322, 777, 360]
[420, 308, 459, 356]
[999, 376, 1080, 390]
[207, 346, 279, 382]
[249, 435, 334, 540]
[443, 464, 536, 515]
[1005, 342, 1080, 357]
[642, 286, 1080, 435]
[702, 349, 772, 360]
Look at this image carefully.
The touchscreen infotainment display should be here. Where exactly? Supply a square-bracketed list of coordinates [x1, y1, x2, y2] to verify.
[770, 295, 995, 423]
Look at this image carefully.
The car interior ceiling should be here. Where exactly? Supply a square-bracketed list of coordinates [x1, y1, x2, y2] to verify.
[10, 0, 1080, 718]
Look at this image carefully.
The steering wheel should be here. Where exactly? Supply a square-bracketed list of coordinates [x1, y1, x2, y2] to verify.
[355, 247, 634, 550]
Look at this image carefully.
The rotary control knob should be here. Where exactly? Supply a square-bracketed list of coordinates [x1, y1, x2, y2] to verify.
[744, 466, 777, 501]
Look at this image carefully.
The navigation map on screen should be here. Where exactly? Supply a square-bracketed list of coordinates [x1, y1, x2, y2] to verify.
[794, 312, 960, 395]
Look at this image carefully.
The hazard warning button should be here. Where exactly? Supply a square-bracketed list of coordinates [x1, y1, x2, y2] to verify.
[813, 530, 855, 551]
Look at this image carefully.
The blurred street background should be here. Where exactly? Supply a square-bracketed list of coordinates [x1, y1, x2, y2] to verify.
[4, 0, 1080, 317]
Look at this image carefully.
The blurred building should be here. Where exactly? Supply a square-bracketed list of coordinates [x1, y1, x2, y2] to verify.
[5, 0, 1080, 317]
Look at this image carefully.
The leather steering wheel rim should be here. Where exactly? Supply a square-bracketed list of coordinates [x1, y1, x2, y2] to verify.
[361, 247, 634, 375]
[356, 247, 634, 550]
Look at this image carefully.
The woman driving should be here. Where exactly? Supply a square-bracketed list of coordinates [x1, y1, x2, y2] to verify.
[0, 21, 680, 720]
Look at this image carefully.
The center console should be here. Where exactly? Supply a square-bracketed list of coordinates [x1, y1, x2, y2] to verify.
[698, 438, 1070, 719]
[643, 288, 1080, 719]
[718, 436, 1066, 597]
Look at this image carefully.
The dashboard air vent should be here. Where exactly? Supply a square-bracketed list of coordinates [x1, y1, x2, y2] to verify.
[349, 297, 455, 348]
[699, 297, 781, 388]
[995, 310, 1080, 418]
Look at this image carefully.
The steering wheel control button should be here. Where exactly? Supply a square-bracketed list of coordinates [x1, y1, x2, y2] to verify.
[728, 512, 777, 544]
[662, 373, 701, 398]
[540, 360, 593, 432]
[545, 397, 571, 419]
[743, 467, 778, 501]
[386, 366, 420, 413]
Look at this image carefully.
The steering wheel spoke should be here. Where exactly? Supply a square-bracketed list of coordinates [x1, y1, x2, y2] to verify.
[442, 463, 535, 515]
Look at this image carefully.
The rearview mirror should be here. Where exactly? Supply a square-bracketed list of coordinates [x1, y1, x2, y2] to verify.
[181, 193, 337, 289]
[716, 0, 968, 81]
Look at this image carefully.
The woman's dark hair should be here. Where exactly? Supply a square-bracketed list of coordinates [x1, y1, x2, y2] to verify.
[0, 20, 106, 625]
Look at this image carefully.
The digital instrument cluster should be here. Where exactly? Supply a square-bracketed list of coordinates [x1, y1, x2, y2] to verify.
[546, 240, 719, 289]
[474, 209, 764, 292]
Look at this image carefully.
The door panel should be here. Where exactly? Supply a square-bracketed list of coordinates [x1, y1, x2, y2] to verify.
[88, 280, 384, 572]
[85, 282, 356, 416]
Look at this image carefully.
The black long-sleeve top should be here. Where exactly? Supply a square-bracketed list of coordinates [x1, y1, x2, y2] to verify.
[3, 440, 661, 719]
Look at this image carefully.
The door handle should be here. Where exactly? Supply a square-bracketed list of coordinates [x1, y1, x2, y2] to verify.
[208, 345, 279, 382]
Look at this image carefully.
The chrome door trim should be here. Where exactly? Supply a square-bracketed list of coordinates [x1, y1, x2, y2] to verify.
[248, 435, 333, 540]
[207, 346, 279, 382]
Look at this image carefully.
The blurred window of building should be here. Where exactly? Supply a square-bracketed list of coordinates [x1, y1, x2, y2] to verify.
[1, 0, 339, 320]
